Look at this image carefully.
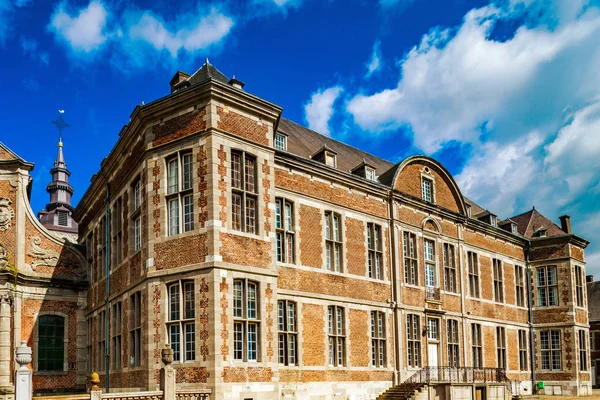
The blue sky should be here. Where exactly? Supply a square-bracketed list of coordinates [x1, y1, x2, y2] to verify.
[1, 0, 600, 275]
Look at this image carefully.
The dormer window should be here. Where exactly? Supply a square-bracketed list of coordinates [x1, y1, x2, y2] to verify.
[511, 223, 517, 234]
[275, 133, 287, 151]
[365, 167, 376, 182]
[466, 204, 472, 217]
[490, 215, 497, 227]
[421, 178, 433, 203]
[325, 152, 336, 167]
[536, 229, 548, 238]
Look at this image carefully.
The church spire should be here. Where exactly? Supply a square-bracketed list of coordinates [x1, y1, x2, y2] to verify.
[38, 111, 78, 239]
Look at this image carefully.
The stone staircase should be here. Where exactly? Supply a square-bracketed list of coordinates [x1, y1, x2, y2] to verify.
[376, 382, 426, 400]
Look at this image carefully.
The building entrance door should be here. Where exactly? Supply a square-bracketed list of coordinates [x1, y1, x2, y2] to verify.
[428, 343, 439, 380]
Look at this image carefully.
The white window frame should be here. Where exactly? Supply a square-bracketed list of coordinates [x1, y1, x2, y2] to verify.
[166, 151, 194, 236]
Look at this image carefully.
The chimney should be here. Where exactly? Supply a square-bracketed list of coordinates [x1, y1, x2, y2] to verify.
[586, 275, 594, 283]
[169, 71, 190, 93]
[559, 215, 571, 234]
[228, 75, 245, 90]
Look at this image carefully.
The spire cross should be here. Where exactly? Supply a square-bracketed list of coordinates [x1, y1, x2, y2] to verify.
[51, 112, 69, 143]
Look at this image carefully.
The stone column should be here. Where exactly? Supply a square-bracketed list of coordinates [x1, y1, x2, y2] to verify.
[15, 341, 32, 400]
[160, 344, 176, 400]
[0, 294, 13, 390]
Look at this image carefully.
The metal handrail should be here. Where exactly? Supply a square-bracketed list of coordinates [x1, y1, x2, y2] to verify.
[399, 367, 512, 398]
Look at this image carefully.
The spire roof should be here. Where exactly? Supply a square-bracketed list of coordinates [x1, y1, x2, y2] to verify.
[509, 207, 566, 238]
[187, 58, 230, 86]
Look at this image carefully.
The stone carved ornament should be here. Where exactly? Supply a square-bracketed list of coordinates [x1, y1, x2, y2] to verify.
[0, 198, 14, 232]
[0, 243, 7, 271]
[28, 236, 59, 270]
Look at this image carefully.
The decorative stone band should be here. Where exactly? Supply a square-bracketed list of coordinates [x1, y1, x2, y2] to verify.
[175, 390, 211, 400]
[101, 392, 164, 400]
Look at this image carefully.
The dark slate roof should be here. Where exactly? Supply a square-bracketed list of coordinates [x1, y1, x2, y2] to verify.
[464, 197, 486, 216]
[278, 118, 395, 176]
[509, 207, 566, 238]
[187, 59, 230, 86]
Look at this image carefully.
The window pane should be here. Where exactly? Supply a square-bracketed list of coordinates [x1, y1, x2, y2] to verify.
[167, 158, 178, 194]
[170, 325, 180, 362]
[169, 284, 180, 321]
[231, 152, 242, 190]
[248, 323, 258, 360]
[275, 199, 282, 229]
[287, 302, 295, 332]
[246, 197, 256, 234]
[38, 315, 65, 372]
[248, 283, 257, 319]
[183, 195, 194, 232]
[285, 203, 293, 231]
[234, 323, 244, 360]
[185, 323, 195, 361]
[168, 198, 179, 236]
[184, 282, 195, 319]
[232, 193, 242, 231]
[182, 153, 193, 190]
[245, 156, 256, 193]
[233, 281, 243, 318]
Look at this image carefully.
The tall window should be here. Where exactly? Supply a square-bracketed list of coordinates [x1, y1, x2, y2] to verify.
[407, 314, 421, 368]
[234, 280, 260, 361]
[98, 311, 106, 370]
[496, 327, 506, 369]
[471, 323, 482, 368]
[275, 198, 294, 264]
[99, 216, 109, 278]
[86, 233, 94, 284]
[424, 239, 436, 288]
[277, 300, 297, 365]
[112, 197, 122, 267]
[515, 265, 526, 307]
[167, 281, 195, 362]
[167, 152, 194, 236]
[493, 259, 504, 303]
[38, 315, 65, 372]
[518, 330, 528, 371]
[231, 151, 257, 234]
[540, 330, 561, 370]
[328, 306, 345, 366]
[468, 252, 480, 298]
[129, 291, 142, 367]
[325, 211, 343, 272]
[537, 266, 558, 307]
[371, 311, 386, 367]
[421, 178, 433, 203]
[131, 179, 142, 252]
[575, 265, 585, 307]
[111, 302, 122, 370]
[447, 319, 460, 367]
[403, 232, 418, 285]
[367, 223, 383, 279]
[579, 330, 588, 371]
[443, 243, 457, 293]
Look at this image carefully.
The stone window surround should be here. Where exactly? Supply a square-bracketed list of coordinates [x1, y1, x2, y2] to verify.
[402, 228, 419, 287]
[275, 197, 296, 265]
[420, 168, 436, 204]
[492, 258, 505, 304]
[323, 210, 344, 274]
[366, 222, 384, 280]
[33, 311, 69, 375]
[422, 233, 439, 290]
[466, 251, 481, 299]
[165, 150, 195, 237]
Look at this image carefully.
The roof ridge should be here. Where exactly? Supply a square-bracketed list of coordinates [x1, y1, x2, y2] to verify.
[279, 118, 393, 169]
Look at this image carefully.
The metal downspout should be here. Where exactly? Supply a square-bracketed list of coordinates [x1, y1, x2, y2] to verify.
[526, 242, 536, 394]
[100, 164, 111, 392]
[388, 191, 401, 385]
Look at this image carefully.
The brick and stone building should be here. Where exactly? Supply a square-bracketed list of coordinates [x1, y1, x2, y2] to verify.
[0, 60, 592, 399]
[587, 276, 600, 387]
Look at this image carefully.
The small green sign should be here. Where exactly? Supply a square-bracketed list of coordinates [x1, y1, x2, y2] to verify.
[537, 382, 545, 389]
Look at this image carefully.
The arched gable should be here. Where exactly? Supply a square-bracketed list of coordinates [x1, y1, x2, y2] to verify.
[391, 155, 467, 215]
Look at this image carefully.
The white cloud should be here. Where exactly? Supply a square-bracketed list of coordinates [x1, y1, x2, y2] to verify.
[49, 0, 109, 53]
[21, 37, 49, 65]
[365, 40, 382, 78]
[47, 1, 234, 67]
[126, 9, 233, 58]
[347, 3, 600, 153]
[304, 86, 343, 137]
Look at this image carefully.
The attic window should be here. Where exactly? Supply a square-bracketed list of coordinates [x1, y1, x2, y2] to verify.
[490, 215, 497, 227]
[365, 167, 376, 182]
[325, 152, 336, 167]
[466, 204, 472, 217]
[536, 229, 548, 238]
[511, 223, 517, 234]
[274, 134, 287, 151]
[421, 178, 433, 203]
